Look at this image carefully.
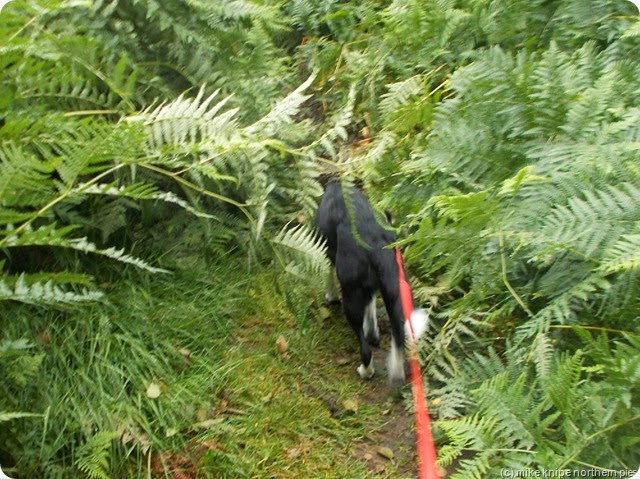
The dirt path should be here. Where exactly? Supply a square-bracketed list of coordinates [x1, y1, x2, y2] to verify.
[345, 320, 419, 477]
[217, 293, 421, 478]
[289, 300, 420, 477]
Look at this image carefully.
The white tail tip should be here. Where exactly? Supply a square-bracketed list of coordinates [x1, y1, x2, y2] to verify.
[405, 308, 429, 342]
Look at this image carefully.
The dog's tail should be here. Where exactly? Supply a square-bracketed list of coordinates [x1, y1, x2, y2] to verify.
[394, 247, 428, 342]
[395, 247, 440, 479]
[406, 308, 429, 342]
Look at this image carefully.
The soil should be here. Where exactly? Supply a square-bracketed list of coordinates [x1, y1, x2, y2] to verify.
[321, 303, 421, 478]
[351, 348, 419, 478]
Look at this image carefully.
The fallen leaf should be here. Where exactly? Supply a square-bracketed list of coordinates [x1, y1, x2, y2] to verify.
[286, 446, 302, 459]
[195, 407, 208, 422]
[217, 396, 229, 414]
[192, 418, 225, 430]
[318, 306, 332, 320]
[276, 335, 289, 355]
[200, 439, 224, 452]
[342, 398, 358, 413]
[146, 382, 162, 399]
[373, 463, 387, 473]
[377, 446, 394, 460]
[36, 330, 51, 344]
[335, 356, 350, 366]
[118, 425, 152, 454]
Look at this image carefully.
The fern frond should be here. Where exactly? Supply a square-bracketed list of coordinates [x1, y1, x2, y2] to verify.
[272, 223, 329, 279]
[379, 75, 424, 117]
[0, 274, 103, 305]
[21, 77, 120, 112]
[79, 182, 218, 219]
[543, 350, 584, 418]
[206, 0, 281, 22]
[33, 119, 117, 188]
[4, 224, 168, 274]
[622, 19, 640, 38]
[422, 310, 486, 385]
[459, 347, 506, 383]
[536, 181, 640, 260]
[305, 81, 357, 161]
[75, 431, 118, 479]
[529, 332, 554, 380]
[246, 75, 314, 137]
[428, 189, 496, 224]
[450, 451, 492, 479]
[516, 274, 610, 340]
[135, 86, 239, 150]
[432, 380, 472, 420]
[0, 143, 56, 209]
[600, 234, 640, 273]
[437, 413, 492, 459]
[473, 372, 537, 451]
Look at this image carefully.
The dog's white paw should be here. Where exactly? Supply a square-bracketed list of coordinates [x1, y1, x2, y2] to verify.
[357, 362, 375, 380]
[387, 341, 406, 385]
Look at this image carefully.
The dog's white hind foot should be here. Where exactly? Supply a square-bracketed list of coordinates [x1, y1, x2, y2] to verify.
[387, 341, 405, 384]
[357, 361, 375, 380]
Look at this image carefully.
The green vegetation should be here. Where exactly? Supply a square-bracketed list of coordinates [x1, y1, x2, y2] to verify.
[1, 0, 639, 477]
[2, 260, 414, 478]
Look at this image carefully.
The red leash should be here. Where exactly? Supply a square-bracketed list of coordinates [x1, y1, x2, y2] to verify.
[396, 247, 440, 479]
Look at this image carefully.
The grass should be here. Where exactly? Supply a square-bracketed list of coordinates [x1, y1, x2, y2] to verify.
[0, 256, 418, 478]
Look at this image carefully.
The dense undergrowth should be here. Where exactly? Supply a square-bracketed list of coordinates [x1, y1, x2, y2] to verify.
[1, 0, 639, 477]
[2, 262, 242, 478]
[2, 258, 407, 478]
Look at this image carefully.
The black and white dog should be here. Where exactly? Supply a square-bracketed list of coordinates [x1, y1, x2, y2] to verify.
[316, 180, 426, 384]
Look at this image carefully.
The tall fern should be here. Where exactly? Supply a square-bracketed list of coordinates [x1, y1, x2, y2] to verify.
[1, 0, 324, 306]
[302, 0, 640, 474]
[434, 337, 640, 474]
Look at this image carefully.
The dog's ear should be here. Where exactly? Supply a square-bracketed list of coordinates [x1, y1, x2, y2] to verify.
[353, 177, 365, 191]
[317, 173, 332, 188]
[317, 172, 341, 188]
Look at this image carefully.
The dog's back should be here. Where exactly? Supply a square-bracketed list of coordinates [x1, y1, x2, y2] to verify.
[316, 181, 406, 384]
[316, 182, 395, 287]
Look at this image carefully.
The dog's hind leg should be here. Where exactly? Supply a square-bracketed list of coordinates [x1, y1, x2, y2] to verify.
[387, 333, 405, 385]
[383, 298, 407, 384]
[342, 289, 375, 379]
[377, 250, 407, 385]
[363, 296, 380, 346]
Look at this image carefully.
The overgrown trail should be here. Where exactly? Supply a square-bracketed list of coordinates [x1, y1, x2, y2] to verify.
[215, 283, 420, 478]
